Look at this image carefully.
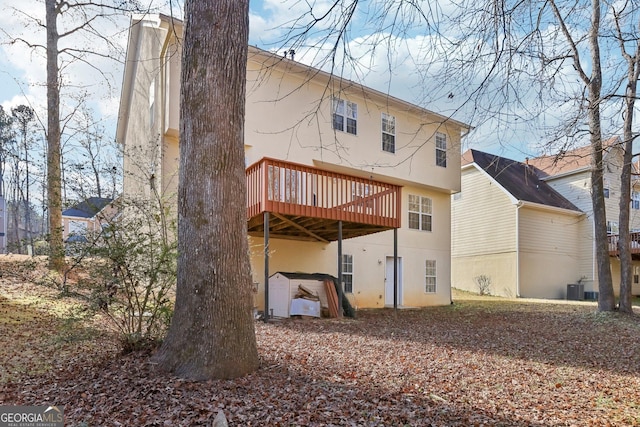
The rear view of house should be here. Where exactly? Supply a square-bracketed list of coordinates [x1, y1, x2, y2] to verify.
[117, 14, 470, 312]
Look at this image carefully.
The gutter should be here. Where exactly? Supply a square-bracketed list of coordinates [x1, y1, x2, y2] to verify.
[516, 201, 522, 298]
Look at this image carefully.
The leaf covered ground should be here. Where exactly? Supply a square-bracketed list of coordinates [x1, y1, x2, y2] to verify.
[1, 256, 639, 426]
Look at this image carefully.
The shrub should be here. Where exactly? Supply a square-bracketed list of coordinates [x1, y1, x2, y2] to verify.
[474, 275, 492, 296]
[78, 197, 177, 352]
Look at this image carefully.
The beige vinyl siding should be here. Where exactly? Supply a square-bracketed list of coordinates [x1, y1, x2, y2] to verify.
[244, 55, 463, 194]
[610, 259, 640, 296]
[452, 168, 516, 257]
[603, 151, 624, 223]
[543, 172, 595, 287]
[121, 23, 167, 203]
[451, 167, 517, 297]
[518, 206, 584, 298]
[544, 173, 592, 214]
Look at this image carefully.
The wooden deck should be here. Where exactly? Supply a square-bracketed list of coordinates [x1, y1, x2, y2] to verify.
[608, 233, 640, 257]
[246, 158, 401, 242]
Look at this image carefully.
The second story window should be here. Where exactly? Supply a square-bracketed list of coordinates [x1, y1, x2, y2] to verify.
[632, 191, 640, 209]
[149, 79, 155, 127]
[382, 113, 396, 153]
[436, 132, 447, 167]
[409, 194, 432, 231]
[333, 98, 357, 135]
[604, 179, 610, 198]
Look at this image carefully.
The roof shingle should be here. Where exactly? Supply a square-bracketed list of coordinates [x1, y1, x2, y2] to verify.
[463, 149, 581, 212]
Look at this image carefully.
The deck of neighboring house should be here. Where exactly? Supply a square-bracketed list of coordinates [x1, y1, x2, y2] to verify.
[246, 158, 402, 242]
[608, 233, 640, 259]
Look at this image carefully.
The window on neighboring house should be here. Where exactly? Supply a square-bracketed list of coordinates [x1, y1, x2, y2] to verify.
[604, 179, 610, 198]
[607, 221, 619, 235]
[635, 266, 640, 284]
[382, 113, 396, 153]
[342, 254, 353, 293]
[333, 98, 357, 135]
[149, 79, 155, 127]
[436, 132, 447, 167]
[408, 194, 432, 231]
[425, 260, 437, 293]
[632, 191, 640, 209]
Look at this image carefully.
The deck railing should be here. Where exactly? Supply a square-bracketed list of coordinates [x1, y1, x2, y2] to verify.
[246, 158, 401, 228]
[608, 232, 640, 255]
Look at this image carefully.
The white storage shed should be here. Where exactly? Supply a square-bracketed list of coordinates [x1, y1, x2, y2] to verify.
[268, 272, 334, 318]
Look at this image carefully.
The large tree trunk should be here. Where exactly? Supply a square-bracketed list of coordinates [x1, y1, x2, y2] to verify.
[154, 0, 259, 380]
[46, 0, 64, 271]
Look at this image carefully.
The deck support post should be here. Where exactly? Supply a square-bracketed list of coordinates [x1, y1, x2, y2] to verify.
[394, 227, 398, 310]
[264, 212, 270, 322]
[338, 220, 343, 317]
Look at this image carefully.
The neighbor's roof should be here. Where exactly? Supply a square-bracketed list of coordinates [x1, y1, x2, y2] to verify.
[526, 136, 620, 178]
[463, 149, 581, 212]
[62, 197, 113, 219]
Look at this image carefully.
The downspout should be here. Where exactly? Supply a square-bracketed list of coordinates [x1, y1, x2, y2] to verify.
[592, 221, 597, 288]
[159, 20, 172, 181]
[516, 201, 523, 297]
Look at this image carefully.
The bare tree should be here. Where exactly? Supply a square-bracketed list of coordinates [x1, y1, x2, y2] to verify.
[12, 105, 36, 253]
[45, 0, 64, 270]
[545, 0, 615, 311]
[65, 106, 120, 200]
[0, 107, 11, 199]
[6, 0, 148, 270]
[155, 0, 259, 380]
[612, 1, 640, 314]
[273, 0, 630, 310]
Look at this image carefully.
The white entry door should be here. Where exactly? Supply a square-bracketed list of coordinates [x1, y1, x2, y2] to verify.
[385, 256, 402, 306]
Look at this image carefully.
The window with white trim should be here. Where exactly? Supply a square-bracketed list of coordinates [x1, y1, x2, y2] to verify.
[436, 132, 447, 167]
[604, 179, 610, 198]
[632, 191, 640, 209]
[607, 221, 619, 235]
[408, 194, 432, 231]
[333, 98, 357, 135]
[342, 254, 353, 293]
[382, 113, 396, 153]
[425, 260, 437, 293]
[634, 266, 640, 284]
[149, 79, 155, 127]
